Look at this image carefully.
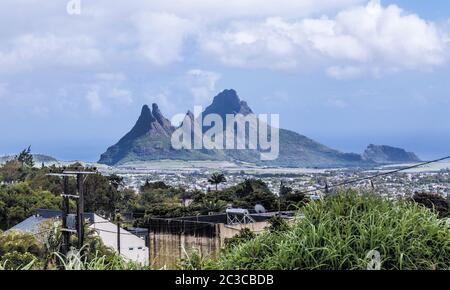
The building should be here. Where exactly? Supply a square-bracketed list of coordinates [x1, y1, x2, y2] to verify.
[147, 210, 294, 269]
[8, 209, 149, 266]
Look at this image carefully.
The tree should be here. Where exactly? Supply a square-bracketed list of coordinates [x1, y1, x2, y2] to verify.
[0, 160, 23, 183]
[108, 174, 124, 190]
[208, 173, 227, 191]
[17, 146, 34, 168]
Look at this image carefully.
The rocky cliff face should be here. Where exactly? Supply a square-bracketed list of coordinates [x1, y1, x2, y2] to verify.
[98, 90, 419, 167]
[362, 144, 421, 164]
[202, 89, 253, 120]
[98, 103, 178, 165]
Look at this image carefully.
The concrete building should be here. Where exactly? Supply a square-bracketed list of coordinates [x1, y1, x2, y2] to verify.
[8, 209, 149, 266]
[148, 211, 294, 269]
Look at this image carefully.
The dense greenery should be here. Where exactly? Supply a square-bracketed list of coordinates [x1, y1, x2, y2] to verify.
[201, 191, 450, 270]
[411, 192, 450, 218]
[2, 148, 449, 270]
[208, 173, 227, 191]
[0, 183, 61, 229]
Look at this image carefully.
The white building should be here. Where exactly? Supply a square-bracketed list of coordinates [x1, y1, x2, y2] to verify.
[8, 209, 149, 266]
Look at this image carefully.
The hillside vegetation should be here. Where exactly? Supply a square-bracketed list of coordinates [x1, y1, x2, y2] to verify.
[202, 191, 450, 270]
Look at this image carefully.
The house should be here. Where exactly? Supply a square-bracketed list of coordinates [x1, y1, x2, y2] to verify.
[8, 209, 149, 266]
[147, 210, 295, 269]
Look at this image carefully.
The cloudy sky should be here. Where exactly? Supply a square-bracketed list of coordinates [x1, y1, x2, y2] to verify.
[0, 0, 449, 161]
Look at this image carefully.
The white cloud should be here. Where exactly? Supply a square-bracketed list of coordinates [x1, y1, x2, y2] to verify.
[85, 84, 133, 114]
[200, 1, 448, 75]
[0, 0, 447, 79]
[132, 13, 196, 66]
[185, 69, 221, 104]
[0, 34, 102, 73]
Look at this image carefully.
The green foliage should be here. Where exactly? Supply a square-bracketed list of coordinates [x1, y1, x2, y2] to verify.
[178, 248, 208, 270]
[0, 231, 44, 258]
[411, 192, 450, 218]
[0, 251, 36, 270]
[233, 179, 278, 210]
[0, 183, 61, 230]
[267, 215, 290, 233]
[206, 190, 450, 270]
[16, 146, 34, 168]
[141, 180, 169, 191]
[224, 228, 256, 249]
[54, 248, 147, 270]
[208, 173, 227, 191]
[0, 160, 25, 183]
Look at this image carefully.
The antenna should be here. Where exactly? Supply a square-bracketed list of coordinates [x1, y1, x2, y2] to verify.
[254, 204, 266, 214]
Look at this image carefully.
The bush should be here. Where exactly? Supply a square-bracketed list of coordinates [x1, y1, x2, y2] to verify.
[205, 190, 450, 270]
[411, 192, 450, 218]
[0, 231, 44, 258]
[0, 251, 36, 270]
[224, 228, 256, 249]
[267, 215, 290, 233]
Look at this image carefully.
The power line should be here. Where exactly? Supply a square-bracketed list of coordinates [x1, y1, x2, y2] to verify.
[296, 155, 450, 195]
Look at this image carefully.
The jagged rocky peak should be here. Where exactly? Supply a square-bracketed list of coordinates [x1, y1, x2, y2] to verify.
[123, 104, 156, 140]
[152, 103, 172, 129]
[363, 144, 420, 164]
[203, 89, 253, 118]
[140, 104, 155, 122]
[99, 89, 381, 168]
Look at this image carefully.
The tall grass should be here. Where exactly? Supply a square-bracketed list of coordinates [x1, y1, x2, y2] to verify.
[54, 248, 147, 270]
[204, 190, 450, 270]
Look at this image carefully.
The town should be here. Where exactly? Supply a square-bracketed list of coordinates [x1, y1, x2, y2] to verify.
[101, 162, 450, 200]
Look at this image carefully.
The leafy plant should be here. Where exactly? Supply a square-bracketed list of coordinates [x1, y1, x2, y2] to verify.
[208, 173, 227, 191]
[411, 192, 450, 218]
[206, 190, 450, 270]
[224, 228, 256, 249]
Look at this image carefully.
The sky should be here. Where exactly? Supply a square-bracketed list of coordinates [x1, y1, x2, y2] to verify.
[0, 0, 449, 161]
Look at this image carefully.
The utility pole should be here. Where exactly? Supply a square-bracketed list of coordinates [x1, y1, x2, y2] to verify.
[61, 176, 70, 255]
[76, 173, 84, 249]
[47, 170, 96, 252]
[117, 221, 121, 255]
[370, 180, 375, 190]
[116, 212, 122, 255]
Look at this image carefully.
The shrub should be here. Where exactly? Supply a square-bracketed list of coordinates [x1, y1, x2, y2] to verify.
[267, 215, 290, 233]
[205, 190, 450, 270]
[0, 251, 36, 270]
[411, 192, 450, 218]
[224, 228, 256, 249]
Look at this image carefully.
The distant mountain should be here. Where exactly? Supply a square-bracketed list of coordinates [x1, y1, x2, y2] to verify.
[98, 89, 418, 168]
[362, 144, 421, 164]
[0, 154, 58, 164]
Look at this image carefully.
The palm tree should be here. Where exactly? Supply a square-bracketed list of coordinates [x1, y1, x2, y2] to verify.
[208, 173, 227, 191]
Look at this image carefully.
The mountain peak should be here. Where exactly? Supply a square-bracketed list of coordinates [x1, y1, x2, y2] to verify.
[203, 89, 253, 118]
[141, 104, 152, 117]
[151, 103, 172, 129]
[363, 144, 420, 164]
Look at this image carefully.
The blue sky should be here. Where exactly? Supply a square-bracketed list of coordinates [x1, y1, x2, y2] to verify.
[0, 0, 449, 161]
